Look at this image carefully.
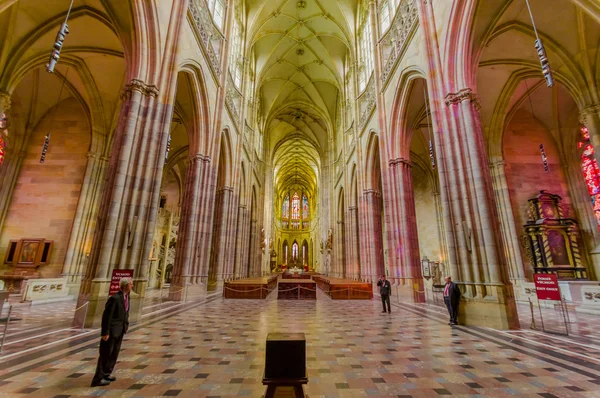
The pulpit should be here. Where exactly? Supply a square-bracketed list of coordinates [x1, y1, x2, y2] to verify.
[522, 191, 587, 279]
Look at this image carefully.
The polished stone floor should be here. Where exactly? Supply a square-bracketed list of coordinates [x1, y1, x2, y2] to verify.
[1, 290, 600, 397]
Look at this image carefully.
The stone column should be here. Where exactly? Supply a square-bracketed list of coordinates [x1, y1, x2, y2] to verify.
[248, 218, 258, 276]
[208, 186, 233, 289]
[62, 152, 109, 294]
[336, 220, 346, 278]
[0, 148, 26, 234]
[388, 158, 425, 302]
[348, 206, 360, 279]
[170, 154, 214, 299]
[76, 79, 166, 328]
[233, 205, 248, 278]
[489, 158, 526, 285]
[362, 189, 384, 281]
[581, 104, 600, 165]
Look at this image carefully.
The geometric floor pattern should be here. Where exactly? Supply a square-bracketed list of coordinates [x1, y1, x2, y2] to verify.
[2, 291, 600, 397]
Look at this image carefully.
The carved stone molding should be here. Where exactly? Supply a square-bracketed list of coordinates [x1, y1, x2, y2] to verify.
[191, 153, 211, 163]
[363, 189, 381, 197]
[388, 157, 411, 168]
[580, 103, 600, 123]
[445, 88, 479, 109]
[380, 0, 419, 85]
[217, 186, 234, 194]
[121, 79, 159, 100]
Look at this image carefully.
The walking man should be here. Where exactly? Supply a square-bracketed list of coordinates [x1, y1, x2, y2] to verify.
[91, 278, 131, 387]
[443, 276, 460, 325]
[377, 275, 391, 313]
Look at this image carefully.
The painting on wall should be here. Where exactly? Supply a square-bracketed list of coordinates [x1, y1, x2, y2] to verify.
[19, 240, 40, 264]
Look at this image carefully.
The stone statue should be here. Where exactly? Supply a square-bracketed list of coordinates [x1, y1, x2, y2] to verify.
[319, 240, 323, 254]
[326, 228, 333, 251]
[260, 228, 266, 253]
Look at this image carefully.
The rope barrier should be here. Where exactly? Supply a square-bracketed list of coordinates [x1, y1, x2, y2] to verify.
[74, 301, 89, 312]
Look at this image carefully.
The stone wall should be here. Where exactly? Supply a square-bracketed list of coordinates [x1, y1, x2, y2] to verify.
[412, 165, 442, 262]
[0, 98, 90, 278]
[504, 108, 573, 276]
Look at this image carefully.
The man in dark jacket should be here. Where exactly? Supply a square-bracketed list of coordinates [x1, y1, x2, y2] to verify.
[443, 276, 460, 325]
[377, 275, 391, 313]
[91, 278, 131, 387]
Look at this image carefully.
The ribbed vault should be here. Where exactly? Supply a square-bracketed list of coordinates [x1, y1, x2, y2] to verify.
[248, 0, 354, 206]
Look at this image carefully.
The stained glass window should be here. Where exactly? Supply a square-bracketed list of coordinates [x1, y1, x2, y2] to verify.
[0, 113, 7, 167]
[291, 192, 300, 220]
[579, 125, 600, 228]
[282, 194, 289, 219]
[302, 194, 309, 219]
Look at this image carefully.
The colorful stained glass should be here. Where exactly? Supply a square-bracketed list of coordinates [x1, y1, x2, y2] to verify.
[580, 125, 600, 229]
[291, 192, 300, 220]
[0, 134, 5, 166]
[282, 194, 289, 219]
[302, 194, 309, 219]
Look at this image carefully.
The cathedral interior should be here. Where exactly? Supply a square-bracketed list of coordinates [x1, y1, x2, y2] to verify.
[1, 0, 600, 396]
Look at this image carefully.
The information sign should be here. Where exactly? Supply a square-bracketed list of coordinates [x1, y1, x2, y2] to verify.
[533, 273, 561, 301]
[109, 269, 134, 296]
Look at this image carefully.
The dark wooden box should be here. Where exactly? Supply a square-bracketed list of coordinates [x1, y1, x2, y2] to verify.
[264, 333, 306, 380]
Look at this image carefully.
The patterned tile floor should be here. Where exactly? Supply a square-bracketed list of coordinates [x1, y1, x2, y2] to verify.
[1, 289, 600, 397]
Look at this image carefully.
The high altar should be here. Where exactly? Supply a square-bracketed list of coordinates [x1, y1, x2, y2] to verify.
[522, 191, 587, 280]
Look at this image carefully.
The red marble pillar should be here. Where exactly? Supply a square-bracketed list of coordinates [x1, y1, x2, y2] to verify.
[208, 186, 233, 288]
[348, 206, 360, 279]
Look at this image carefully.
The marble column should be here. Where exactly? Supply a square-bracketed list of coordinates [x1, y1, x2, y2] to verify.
[362, 189, 384, 281]
[170, 154, 214, 299]
[489, 158, 526, 285]
[336, 220, 346, 278]
[233, 205, 248, 278]
[208, 186, 233, 289]
[248, 219, 258, 276]
[62, 152, 109, 294]
[76, 79, 166, 327]
[388, 158, 425, 302]
[348, 206, 360, 279]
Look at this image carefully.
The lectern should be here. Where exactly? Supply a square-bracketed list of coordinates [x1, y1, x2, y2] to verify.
[263, 333, 308, 398]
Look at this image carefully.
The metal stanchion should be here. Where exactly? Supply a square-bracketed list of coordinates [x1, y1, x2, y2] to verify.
[81, 302, 89, 332]
[0, 305, 13, 353]
[528, 297, 537, 330]
[560, 296, 569, 335]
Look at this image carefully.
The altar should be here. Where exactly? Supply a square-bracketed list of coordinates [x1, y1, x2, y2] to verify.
[278, 279, 316, 300]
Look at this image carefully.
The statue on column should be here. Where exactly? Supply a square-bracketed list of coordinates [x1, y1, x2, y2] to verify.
[260, 228, 266, 253]
[326, 228, 333, 252]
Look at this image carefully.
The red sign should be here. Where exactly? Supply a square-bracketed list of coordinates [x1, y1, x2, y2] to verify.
[533, 273, 561, 301]
[109, 269, 134, 296]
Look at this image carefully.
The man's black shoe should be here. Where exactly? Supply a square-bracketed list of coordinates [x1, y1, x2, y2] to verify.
[381, 311, 386, 313]
[106, 376, 116, 381]
[91, 379, 111, 387]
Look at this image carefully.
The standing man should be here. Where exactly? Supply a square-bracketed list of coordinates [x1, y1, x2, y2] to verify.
[377, 275, 391, 314]
[91, 278, 131, 387]
[443, 276, 460, 325]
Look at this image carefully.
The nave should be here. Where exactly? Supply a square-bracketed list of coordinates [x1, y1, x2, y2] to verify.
[1, 293, 599, 397]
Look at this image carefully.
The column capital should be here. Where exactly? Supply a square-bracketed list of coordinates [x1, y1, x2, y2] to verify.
[489, 158, 505, 169]
[349, 206, 358, 211]
[217, 186, 234, 193]
[120, 78, 159, 100]
[445, 88, 480, 109]
[388, 157, 412, 168]
[580, 103, 600, 123]
[190, 153, 211, 163]
[363, 188, 381, 197]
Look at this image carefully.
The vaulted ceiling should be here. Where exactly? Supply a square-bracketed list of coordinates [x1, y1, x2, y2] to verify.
[247, 0, 356, 198]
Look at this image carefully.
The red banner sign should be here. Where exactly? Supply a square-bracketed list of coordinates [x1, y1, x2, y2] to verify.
[533, 273, 561, 301]
[109, 269, 134, 296]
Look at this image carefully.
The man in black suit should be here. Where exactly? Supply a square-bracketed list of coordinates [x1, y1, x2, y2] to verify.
[91, 278, 131, 387]
[377, 275, 391, 314]
[443, 276, 460, 325]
